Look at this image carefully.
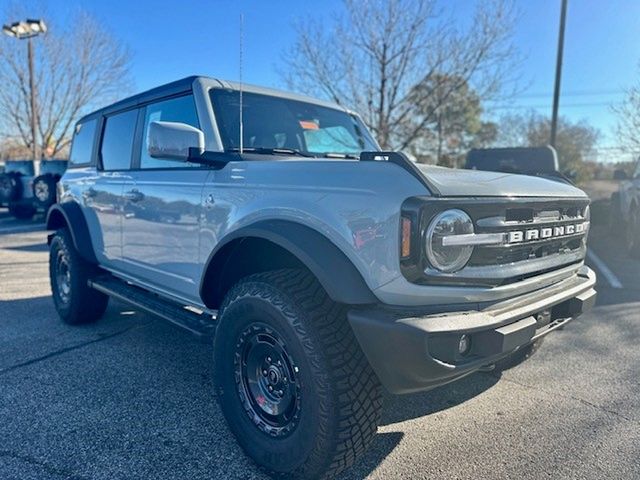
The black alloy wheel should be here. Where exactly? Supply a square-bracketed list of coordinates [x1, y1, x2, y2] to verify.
[235, 323, 302, 437]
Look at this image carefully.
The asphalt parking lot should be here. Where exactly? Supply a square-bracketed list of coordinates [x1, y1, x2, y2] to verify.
[0, 209, 638, 480]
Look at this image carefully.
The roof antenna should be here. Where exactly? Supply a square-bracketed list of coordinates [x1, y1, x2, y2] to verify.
[239, 12, 244, 154]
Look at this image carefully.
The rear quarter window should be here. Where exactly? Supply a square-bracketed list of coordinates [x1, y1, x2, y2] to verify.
[69, 119, 98, 166]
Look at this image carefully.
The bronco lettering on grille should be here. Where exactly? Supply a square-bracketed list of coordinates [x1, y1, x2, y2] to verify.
[507, 222, 588, 245]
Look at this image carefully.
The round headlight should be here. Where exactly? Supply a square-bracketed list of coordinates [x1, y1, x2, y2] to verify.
[425, 209, 474, 273]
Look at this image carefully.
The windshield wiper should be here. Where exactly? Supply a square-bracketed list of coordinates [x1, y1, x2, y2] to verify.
[228, 147, 316, 158]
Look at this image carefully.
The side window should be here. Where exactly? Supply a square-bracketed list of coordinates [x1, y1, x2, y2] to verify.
[140, 95, 200, 169]
[100, 109, 138, 171]
[69, 119, 97, 166]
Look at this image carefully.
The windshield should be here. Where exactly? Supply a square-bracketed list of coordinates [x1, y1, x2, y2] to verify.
[210, 89, 377, 157]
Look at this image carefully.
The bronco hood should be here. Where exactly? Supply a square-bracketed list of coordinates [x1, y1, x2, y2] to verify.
[415, 164, 587, 198]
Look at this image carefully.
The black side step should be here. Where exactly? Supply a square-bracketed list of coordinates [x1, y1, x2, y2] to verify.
[88, 276, 216, 339]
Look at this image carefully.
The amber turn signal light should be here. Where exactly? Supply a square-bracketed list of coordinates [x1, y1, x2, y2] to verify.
[401, 217, 412, 258]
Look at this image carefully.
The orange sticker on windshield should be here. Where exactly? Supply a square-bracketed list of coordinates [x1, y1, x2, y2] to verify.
[299, 120, 319, 130]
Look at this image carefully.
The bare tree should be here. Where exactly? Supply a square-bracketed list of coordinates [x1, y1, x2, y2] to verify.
[282, 0, 520, 156]
[613, 65, 640, 154]
[0, 10, 132, 159]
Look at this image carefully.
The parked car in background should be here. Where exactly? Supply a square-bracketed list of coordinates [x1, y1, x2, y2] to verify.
[611, 161, 640, 256]
[0, 159, 67, 219]
[466, 146, 574, 184]
[0, 160, 37, 219]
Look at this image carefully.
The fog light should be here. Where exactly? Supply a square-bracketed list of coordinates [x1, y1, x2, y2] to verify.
[458, 334, 471, 355]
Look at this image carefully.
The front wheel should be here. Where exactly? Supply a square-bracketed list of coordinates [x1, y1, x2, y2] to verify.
[49, 228, 108, 324]
[214, 269, 382, 479]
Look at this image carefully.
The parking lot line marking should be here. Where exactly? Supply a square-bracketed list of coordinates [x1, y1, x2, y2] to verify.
[0, 224, 45, 235]
[587, 249, 623, 289]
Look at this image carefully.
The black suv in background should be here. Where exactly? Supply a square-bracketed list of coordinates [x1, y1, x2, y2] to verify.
[0, 159, 67, 219]
[466, 146, 574, 184]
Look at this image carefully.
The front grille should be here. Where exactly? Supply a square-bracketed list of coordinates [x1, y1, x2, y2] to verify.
[469, 203, 589, 270]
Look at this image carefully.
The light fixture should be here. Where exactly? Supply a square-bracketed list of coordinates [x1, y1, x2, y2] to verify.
[2, 19, 47, 40]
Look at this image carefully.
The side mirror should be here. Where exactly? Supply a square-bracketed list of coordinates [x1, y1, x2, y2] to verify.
[613, 169, 629, 181]
[147, 121, 205, 161]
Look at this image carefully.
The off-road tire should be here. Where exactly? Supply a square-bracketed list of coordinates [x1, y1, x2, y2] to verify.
[0, 172, 23, 202]
[49, 228, 108, 325]
[8, 202, 36, 220]
[213, 269, 382, 479]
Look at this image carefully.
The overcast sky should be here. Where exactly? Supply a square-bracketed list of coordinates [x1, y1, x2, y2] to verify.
[8, 0, 640, 162]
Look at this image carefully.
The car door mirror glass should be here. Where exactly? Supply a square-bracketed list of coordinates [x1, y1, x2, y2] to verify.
[147, 121, 204, 161]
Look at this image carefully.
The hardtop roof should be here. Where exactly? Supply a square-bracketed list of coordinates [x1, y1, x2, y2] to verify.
[77, 75, 349, 125]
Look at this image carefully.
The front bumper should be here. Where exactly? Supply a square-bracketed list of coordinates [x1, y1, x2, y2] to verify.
[348, 266, 596, 394]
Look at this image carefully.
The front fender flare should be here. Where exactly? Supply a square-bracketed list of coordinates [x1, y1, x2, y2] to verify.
[199, 220, 378, 306]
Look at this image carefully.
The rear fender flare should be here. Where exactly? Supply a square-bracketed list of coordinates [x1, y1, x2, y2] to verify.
[46, 202, 98, 264]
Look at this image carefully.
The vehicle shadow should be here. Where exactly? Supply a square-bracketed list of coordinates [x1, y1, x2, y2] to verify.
[379, 371, 500, 427]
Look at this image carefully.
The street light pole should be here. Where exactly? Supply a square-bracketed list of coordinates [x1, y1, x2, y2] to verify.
[27, 37, 38, 162]
[2, 19, 47, 162]
[550, 0, 568, 147]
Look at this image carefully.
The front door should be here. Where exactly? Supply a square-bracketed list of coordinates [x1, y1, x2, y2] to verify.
[121, 94, 208, 302]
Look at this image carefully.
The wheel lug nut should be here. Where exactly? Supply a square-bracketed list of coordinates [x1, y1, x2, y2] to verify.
[262, 370, 268, 376]
[268, 385, 273, 392]
[266, 356, 272, 363]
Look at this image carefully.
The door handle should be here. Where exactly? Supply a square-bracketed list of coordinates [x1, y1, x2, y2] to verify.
[124, 189, 144, 202]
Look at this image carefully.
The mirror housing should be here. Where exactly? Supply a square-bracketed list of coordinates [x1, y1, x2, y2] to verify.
[147, 121, 205, 161]
[613, 169, 629, 181]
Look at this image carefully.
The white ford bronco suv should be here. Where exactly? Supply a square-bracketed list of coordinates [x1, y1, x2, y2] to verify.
[47, 76, 597, 479]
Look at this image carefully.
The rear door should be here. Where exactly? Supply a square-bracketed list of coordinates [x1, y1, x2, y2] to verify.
[121, 94, 210, 301]
[86, 109, 138, 267]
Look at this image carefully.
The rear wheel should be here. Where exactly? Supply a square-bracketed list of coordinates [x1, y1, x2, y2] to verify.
[214, 269, 382, 479]
[49, 228, 108, 324]
[0, 172, 22, 203]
